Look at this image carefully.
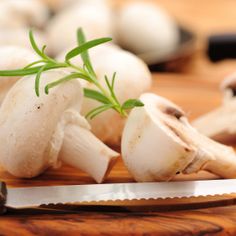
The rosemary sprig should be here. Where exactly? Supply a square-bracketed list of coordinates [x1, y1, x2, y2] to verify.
[0, 28, 144, 119]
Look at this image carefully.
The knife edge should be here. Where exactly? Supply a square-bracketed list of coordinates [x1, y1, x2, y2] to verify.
[4, 179, 236, 209]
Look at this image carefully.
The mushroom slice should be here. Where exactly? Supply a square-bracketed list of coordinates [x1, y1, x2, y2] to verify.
[0, 70, 119, 182]
[122, 93, 236, 182]
[193, 72, 236, 144]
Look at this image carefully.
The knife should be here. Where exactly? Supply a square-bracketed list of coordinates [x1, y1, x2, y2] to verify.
[208, 33, 236, 62]
[1, 179, 236, 213]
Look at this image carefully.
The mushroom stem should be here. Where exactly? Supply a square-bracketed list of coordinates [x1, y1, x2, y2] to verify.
[193, 72, 236, 144]
[204, 142, 236, 178]
[59, 124, 119, 183]
[182, 121, 236, 178]
[192, 99, 236, 143]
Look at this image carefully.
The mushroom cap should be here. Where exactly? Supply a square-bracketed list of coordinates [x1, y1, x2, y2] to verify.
[0, 27, 46, 50]
[47, 0, 113, 55]
[0, 46, 39, 104]
[0, 0, 49, 29]
[41, 0, 100, 12]
[57, 44, 152, 145]
[115, 2, 179, 60]
[122, 93, 197, 182]
[0, 70, 83, 178]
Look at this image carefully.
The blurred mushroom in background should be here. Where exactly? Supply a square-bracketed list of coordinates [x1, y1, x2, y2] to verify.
[0, 0, 49, 29]
[0, 0, 48, 49]
[57, 44, 152, 145]
[115, 1, 180, 64]
[40, 0, 78, 12]
[0, 27, 46, 50]
[47, 0, 114, 55]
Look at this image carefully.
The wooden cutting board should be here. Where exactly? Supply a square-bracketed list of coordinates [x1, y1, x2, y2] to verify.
[1, 74, 236, 235]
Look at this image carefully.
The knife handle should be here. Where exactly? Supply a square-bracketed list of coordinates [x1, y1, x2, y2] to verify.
[208, 34, 236, 62]
[0, 182, 7, 214]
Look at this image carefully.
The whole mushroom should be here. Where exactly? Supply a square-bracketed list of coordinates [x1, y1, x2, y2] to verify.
[47, 0, 114, 55]
[0, 28, 46, 50]
[41, 0, 88, 12]
[122, 93, 236, 182]
[57, 44, 152, 145]
[193, 72, 236, 144]
[0, 0, 49, 29]
[115, 2, 180, 63]
[0, 46, 39, 104]
[0, 70, 119, 183]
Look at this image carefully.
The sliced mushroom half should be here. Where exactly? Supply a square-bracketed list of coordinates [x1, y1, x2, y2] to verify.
[122, 93, 236, 182]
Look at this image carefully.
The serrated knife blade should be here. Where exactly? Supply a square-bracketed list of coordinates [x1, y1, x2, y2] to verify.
[2, 179, 236, 210]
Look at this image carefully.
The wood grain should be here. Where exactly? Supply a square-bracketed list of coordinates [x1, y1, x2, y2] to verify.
[1, 206, 236, 235]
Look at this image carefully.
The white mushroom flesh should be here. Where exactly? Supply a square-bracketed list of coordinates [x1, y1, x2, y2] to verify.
[59, 124, 119, 183]
[122, 93, 236, 182]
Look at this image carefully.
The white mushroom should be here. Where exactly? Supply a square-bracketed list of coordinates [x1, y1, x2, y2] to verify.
[57, 44, 152, 145]
[0, 28, 46, 51]
[0, 70, 119, 183]
[0, 0, 49, 29]
[193, 72, 236, 144]
[115, 2, 180, 63]
[0, 46, 39, 104]
[47, 0, 114, 55]
[40, 0, 83, 12]
[122, 93, 236, 182]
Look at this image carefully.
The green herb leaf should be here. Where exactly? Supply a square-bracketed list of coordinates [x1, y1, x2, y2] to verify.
[35, 65, 47, 97]
[29, 30, 44, 58]
[65, 37, 112, 62]
[86, 104, 114, 119]
[77, 28, 96, 76]
[45, 73, 90, 94]
[0, 64, 67, 77]
[122, 99, 144, 110]
[0, 67, 41, 76]
[84, 88, 110, 104]
[24, 60, 45, 69]
[0, 28, 145, 120]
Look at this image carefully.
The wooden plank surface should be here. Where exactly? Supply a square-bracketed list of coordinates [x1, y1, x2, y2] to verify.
[2, 74, 236, 235]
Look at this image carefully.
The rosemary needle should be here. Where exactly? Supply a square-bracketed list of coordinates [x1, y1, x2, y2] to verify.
[0, 28, 144, 119]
